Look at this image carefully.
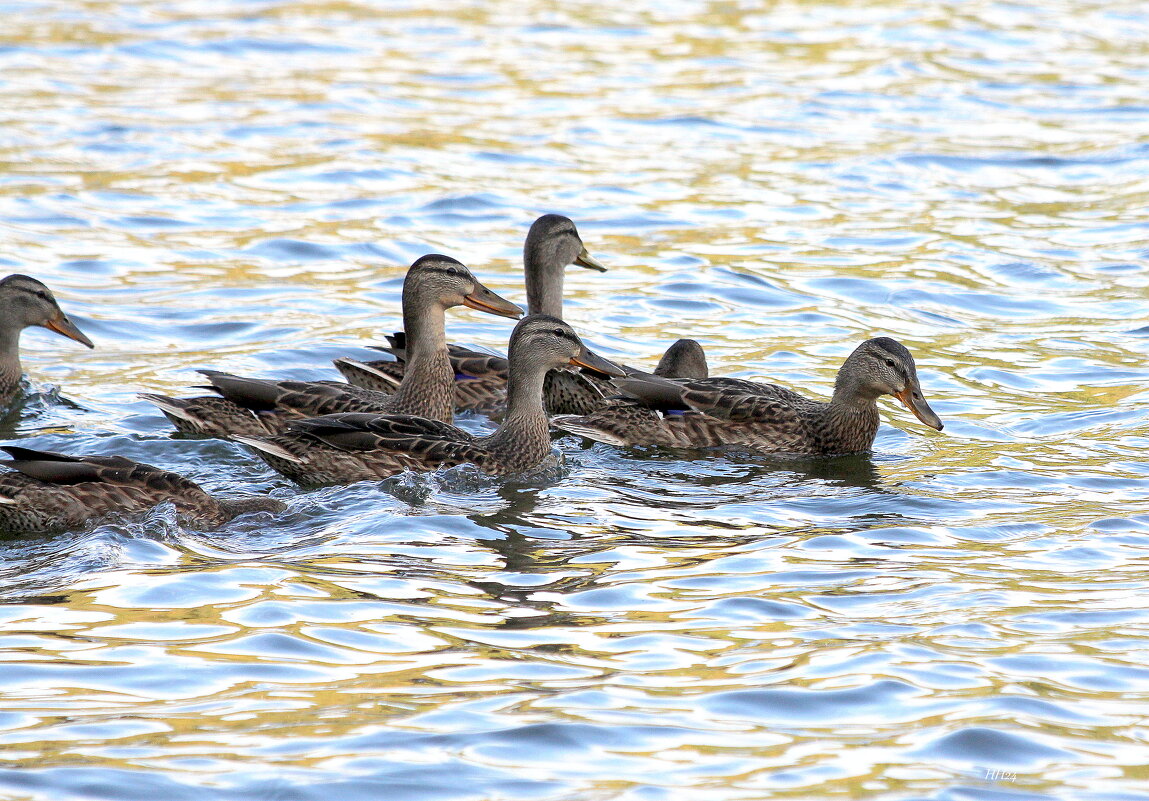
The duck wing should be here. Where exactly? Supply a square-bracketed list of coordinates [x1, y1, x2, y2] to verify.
[556, 374, 816, 451]
[0, 446, 277, 531]
[235, 412, 486, 485]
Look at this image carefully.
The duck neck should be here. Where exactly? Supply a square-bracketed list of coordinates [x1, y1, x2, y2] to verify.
[388, 299, 453, 423]
[524, 245, 563, 318]
[483, 361, 553, 468]
[0, 326, 24, 400]
[823, 371, 882, 454]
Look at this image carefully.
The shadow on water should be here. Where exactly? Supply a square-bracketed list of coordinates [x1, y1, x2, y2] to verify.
[459, 448, 902, 610]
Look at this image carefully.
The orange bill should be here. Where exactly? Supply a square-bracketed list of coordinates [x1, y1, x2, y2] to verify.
[574, 246, 607, 272]
[570, 346, 625, 378]
[894, 385, 943, 431]
[44, 314, 95, 349]
[463, 282, 523, 320]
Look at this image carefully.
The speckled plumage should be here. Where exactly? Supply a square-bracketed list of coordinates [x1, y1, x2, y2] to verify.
[238, 315, 623, 485]
[553, 337, 943, 456]
[344, 334, 709, 419]
[541, 337, 710, 416]
[0, 446, 282, 533]
[140, 378, 415, 438]
[335, 334, 510, 415]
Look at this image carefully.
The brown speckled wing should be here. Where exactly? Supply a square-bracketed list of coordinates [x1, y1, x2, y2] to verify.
[678, 378, 811, 421]
[0, 447, 241, 532]
[239, 412, 489, 485]
[543, 368, 612, 416]
[141, 393, 273, 438]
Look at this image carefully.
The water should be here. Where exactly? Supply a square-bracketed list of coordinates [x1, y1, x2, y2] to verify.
[2, 0, 1149, 798]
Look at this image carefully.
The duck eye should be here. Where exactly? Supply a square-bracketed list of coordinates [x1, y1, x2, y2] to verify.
[553, 328, 566, 337]
[884, 358, 896, 368]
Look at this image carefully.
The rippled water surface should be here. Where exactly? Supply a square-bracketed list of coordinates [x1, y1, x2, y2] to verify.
[2, 1, 1149, 798]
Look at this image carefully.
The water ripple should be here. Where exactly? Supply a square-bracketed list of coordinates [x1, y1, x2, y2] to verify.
[2, 0, 1149, 799]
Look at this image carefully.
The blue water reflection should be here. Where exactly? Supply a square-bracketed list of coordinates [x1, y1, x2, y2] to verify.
[1, 0, 1149, 799]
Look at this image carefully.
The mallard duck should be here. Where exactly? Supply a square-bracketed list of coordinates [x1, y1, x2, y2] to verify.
[141, 255, 521, 438]
[0, 446, 283, 533]
[333, 214, 607, 414]
[234, 315, 624, 485]
[0, 274, 94, 405]
[552, 337, 943, 455]
[336, 215, 710, 416]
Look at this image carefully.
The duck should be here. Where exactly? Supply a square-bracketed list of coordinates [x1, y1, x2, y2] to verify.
[552, 337, 943, 455]
[141, 254, 521, 438]
[0, 445, 283, 533]
[333, 214, 607, 414]
[234, 314, 624, 485]
[0, 274, 94, 405]
[334, 214, 708, 416]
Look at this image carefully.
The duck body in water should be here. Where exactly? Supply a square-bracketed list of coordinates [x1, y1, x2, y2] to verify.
[237, 315, 624, 485]
[553, 337, 943, 456]
[0, 446, 283, 534]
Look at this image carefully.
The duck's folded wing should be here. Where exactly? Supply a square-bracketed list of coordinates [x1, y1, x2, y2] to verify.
[1, 446, 209, 497]
[1, 446, 138, 484]
[616, 373, 810, 437]
[676, 379, 809, 423]
[285, 412, 483, 461]
[199, 371, 392, 417]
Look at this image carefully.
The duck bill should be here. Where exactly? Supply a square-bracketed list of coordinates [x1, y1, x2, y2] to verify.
[463, 283, 523, 320]
[894, 386, 943, 431]
[44, 314, 95, 349]
[570, 346, 625, 378]
[574, 246, 607, 273]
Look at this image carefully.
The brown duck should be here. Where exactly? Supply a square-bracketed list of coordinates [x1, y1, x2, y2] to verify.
[0, 274, 94, 405]
[552, 337, 943, 455]
[0, 446, 283, 533]
[141, 254, 521, 438]
[234, 315, 623, 485]
[334, 214, 706, 416]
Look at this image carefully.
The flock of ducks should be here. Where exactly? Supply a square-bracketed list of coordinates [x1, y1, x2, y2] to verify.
[0, 215, 944, 534]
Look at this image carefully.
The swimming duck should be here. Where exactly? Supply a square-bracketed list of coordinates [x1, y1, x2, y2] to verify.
[337, 215, 710, 416]
[0, 274, 94, 405]
[333, 214, 607, 414]
[141, 255, 521, 438]
[0, 446, 283, 533]
[552, 337, 942, 455]
[235, 315, 624, 485]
